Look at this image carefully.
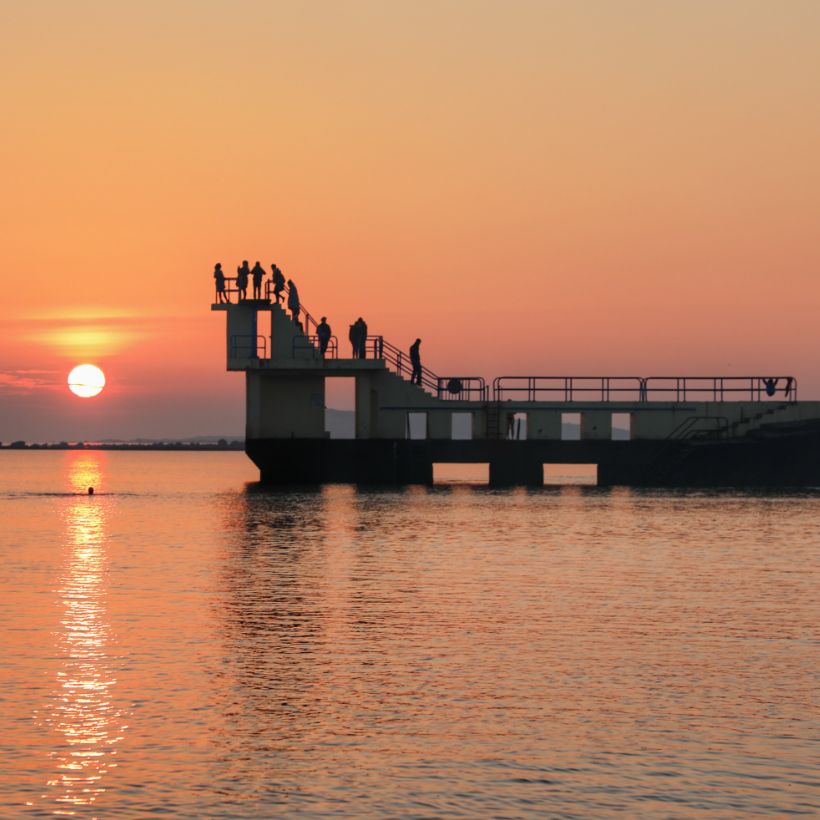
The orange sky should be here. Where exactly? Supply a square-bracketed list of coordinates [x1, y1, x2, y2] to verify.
[1, 1, 819, 440]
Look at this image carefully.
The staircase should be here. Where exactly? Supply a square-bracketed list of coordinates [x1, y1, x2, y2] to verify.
[730, 403, 790, 438]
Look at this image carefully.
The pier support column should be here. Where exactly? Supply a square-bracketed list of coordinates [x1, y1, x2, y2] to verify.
[246, 373, 325, 439]
[490, 448, 543, 487]
[226, 303, 258, 366]
[355, 374, 377, 438]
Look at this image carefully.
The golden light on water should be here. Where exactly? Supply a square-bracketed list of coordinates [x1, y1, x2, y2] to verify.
[67, 364, 106, 398]
[39, 453, 127, 814]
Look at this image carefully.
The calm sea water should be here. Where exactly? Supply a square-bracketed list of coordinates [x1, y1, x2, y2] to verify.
[1, 451, 817, 818]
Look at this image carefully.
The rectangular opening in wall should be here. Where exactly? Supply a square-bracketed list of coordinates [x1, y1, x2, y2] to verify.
[407, 412, 427, 440]
[325, 377, 355, 439]
[543, 464, 598, 485]
[451, 412, 473, 440]
[561, 412, 581, 440]
[507, 411, 527, 440]
[433, 463, 489, 484]
[612, 413, 631, 440]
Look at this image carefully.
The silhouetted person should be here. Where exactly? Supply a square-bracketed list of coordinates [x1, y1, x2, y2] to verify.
[213, 262, 227, 303]
[271, 264, 286, 303]
[287, 279, 300, 323]
[410, 338, 422, 385]
[251, 261, 265, 300]
[784, 376, 794, 398]
[357, 317, 368, 358]
[237, 260, 250, 301]
[763, 377, 778, 397]
[348, 323, 359, 358]
[639, 378, 648, 401]
[317, 316, 331, 357]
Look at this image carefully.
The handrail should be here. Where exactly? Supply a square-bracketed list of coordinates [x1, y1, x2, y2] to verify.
[644, 376, 797, 402]
[292, 335, 338, 358]
[229, 334, 267, 359]
[493, 375, 797, 403]
[493, 376, 644, 402]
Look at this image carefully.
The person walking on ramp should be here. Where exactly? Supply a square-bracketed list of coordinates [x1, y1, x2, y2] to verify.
[271, 263, 285, 303]
[287, 279, 300, 325]
[251, 261, 265, 300]
[317, 317, 331, 357]
[410, 338, 422, 385]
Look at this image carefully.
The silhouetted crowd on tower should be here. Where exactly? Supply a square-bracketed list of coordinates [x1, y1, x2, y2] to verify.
[212, 261, 422, 376]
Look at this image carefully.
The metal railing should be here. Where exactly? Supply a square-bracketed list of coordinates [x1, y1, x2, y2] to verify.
[492, 375, 797, 403]
[493, 376, 644, 402]
[643, 376, 797, 402]
[229, 334, 267, 359]
[292, 335, 338, 358]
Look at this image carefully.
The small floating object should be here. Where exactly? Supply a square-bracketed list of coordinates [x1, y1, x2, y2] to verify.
[88, 486, 94, 495]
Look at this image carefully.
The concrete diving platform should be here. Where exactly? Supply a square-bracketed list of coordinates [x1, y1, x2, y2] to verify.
[212, 287, 820, 487]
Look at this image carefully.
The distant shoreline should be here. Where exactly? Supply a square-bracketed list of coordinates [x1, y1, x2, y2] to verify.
[0, 442, 244, 451]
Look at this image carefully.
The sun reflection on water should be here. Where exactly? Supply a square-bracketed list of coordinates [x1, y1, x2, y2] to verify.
[39, 453, 127, 816]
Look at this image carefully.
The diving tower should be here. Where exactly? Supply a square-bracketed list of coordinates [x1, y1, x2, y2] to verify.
[212, 280, 820, 486]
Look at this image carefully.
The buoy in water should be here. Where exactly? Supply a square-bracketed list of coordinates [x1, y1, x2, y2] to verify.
[88, 486, 94, 495]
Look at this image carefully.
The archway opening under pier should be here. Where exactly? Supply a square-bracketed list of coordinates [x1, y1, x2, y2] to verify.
[543, 464, 598, 486]
[433, 463, 490, 485]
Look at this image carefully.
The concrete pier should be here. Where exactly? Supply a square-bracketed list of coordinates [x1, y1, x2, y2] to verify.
[213, 289, 820, 487]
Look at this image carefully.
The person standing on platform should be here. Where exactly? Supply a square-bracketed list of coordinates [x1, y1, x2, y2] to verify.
[251, 261, 265, 300]
[213, 263, 228, 303]
[271, 264, 286, 303]
[317, 317, 331, 357]
[349, 322, 359, 358]
[410, 338, 422, 385]
[287, 279, 300, 324]
[237, 260, 250, 301]
[357, 317, 368, 358]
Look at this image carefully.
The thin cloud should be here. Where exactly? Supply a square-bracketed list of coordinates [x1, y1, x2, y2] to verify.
[0, 370, 62, 394]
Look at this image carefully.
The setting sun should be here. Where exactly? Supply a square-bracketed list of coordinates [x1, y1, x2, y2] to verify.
[67, 364, 106, 398]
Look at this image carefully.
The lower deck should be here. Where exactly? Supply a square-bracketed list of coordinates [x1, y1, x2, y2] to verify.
[247, 422, 820, 487]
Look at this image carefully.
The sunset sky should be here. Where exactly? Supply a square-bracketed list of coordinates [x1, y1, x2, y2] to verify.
[1, 1, 819, 441]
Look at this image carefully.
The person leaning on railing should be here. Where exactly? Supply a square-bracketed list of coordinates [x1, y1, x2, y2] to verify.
[317, 317, 331, 357]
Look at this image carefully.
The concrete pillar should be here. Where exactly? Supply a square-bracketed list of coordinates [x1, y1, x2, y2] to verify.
[246, 373, 325, 439]
[355, 374, 376, 439]
[226, 303, 258, 366]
